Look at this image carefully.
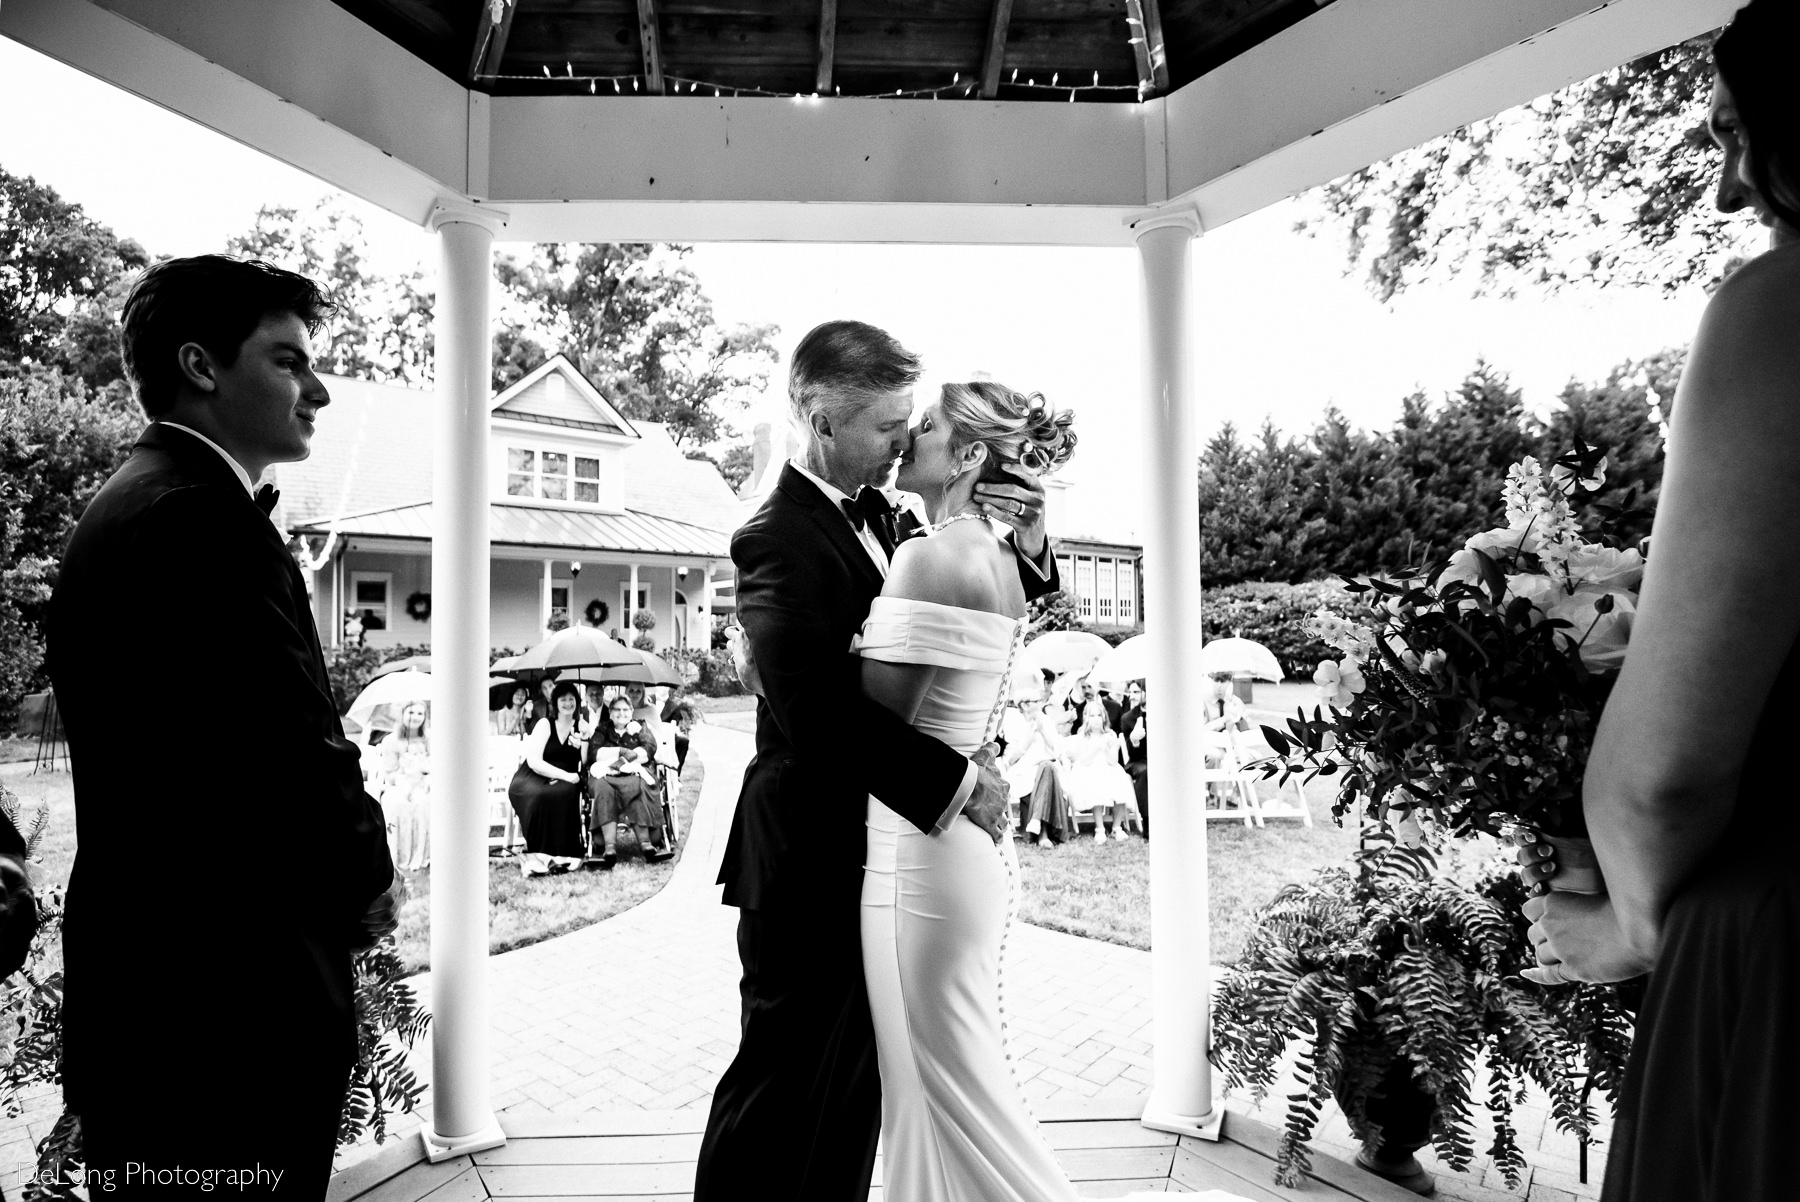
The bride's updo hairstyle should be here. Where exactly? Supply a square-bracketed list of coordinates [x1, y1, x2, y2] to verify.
[939, 381, 1077, 485]
[1715, 0, 1800, 232]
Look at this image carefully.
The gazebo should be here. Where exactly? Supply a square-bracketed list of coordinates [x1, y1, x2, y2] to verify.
[1, 0, 1734, 1188]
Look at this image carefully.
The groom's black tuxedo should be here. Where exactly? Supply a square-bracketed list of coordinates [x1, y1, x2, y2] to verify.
[47, 423, 394, 1193]
[696, 464, 1058, 1201]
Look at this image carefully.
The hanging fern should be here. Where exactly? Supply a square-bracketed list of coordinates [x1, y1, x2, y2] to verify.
[1210, 837, 1635, 1189]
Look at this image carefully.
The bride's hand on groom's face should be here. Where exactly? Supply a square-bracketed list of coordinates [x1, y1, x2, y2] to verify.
[964, 743, 1011, 843]
[973, 464, 1048, 560]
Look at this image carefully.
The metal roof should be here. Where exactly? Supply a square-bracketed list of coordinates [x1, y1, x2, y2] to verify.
[296, 502, 732, 558]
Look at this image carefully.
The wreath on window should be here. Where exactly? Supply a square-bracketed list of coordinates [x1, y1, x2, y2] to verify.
[405, 591, 432, 622]
[584, 598, 609, 627]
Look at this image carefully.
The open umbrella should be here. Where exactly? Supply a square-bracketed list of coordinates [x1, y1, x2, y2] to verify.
[1089, 634, 1152, 685]
[489, 654, 520, 673]
[1197, 637, 1284, 682]
[508, 625, 639, 674]
[1018, 630, 1112, 678]
[558, 648, 683, 689]
[369, 654, 430, 680]
[345, 668, 435, 733]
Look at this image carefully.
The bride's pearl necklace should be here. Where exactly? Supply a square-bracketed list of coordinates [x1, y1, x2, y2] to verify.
[930, 511, 988, 533]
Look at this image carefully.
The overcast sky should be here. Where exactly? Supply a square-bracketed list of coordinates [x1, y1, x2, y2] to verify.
[0, 36, 1715, 542]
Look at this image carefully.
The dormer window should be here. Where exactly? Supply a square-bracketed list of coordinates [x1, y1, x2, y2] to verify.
[507, 446, 601, 503]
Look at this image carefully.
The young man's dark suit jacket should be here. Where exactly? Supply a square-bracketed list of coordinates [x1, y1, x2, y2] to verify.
[694, 463, 1059, 1201]
[47, 423, 394, 1192]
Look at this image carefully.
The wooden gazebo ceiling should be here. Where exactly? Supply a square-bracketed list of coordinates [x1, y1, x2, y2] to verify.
[333, 0, 1325, 103]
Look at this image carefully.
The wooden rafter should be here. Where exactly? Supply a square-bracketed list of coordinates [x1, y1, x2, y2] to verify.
[978, 0, 1013, 100]
[1140, 0, 1170, 93]
[1120, 0, 1172, 98]
[637, 0, 665, 95]
[466, 0, 519, 84]
[816, 0, 838, 96]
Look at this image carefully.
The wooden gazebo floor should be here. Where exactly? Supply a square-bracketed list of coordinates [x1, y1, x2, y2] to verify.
[328, 1097, 1422, 1201]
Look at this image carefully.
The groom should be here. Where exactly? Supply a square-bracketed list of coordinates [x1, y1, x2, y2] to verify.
[694, 321, 1061, 1201]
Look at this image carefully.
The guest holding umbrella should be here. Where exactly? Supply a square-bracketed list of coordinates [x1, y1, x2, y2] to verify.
[508, 681, 587, 876]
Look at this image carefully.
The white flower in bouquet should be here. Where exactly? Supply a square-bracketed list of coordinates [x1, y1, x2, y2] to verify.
[1545, 588, 1636, 671]
[1563, 544, 1645, 593]
[1502, 572, 1561, 617]
[1305, 608, 1375, 663]
[1550, 453, 1607, 495]
[1313, 658, 1366, 708]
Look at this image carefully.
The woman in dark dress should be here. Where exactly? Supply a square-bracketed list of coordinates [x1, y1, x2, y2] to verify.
[508, 680, 587, 876]
[1517, 5, 1800, 1197]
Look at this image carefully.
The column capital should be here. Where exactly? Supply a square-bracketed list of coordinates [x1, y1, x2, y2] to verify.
[1128, 205, 1203, 239]
[427, 197, 510, 235]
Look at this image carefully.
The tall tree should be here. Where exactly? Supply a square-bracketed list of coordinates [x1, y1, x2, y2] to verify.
[492, 243, 778, 454]
[226, 201, 435, 385]
[1306, 37, 1757, 297]
[0, 166, 148, 386]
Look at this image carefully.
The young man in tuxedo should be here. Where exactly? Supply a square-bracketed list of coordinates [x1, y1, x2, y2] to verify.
[48, 256, 397, 1197]
[694, 321, 1061, 1201]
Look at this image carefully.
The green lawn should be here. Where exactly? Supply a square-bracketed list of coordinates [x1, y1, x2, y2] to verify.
[1015, 778, 1359, 965]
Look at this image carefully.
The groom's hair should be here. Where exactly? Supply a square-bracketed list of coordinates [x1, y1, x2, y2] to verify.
[788, 320, 922, 438]
[121, 254, 333, 418]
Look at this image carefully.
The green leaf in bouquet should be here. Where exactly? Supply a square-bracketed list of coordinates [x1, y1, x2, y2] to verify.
[1261, 725, 1293, 755]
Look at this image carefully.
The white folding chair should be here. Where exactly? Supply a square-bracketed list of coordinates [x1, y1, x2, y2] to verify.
[487, 735, 527, 854]
[1227, 726, 1314, 827]
[1200, 729, 1261, 828]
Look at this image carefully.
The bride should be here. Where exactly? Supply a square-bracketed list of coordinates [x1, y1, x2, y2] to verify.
[857, 383, 1215, 1202]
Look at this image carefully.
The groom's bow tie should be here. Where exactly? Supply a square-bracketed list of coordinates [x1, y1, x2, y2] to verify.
[841, 488, 894, 535]
[254, 484, 281, 515]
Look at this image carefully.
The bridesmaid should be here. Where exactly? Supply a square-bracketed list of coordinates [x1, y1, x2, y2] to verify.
[1517, 4, 1800, 1198]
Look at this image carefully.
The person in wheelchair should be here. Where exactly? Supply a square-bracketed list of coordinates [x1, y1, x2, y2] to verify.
[587, 693, 674, 865]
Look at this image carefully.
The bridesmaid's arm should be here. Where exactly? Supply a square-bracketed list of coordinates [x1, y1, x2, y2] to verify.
[1538, 249, 1800, 975]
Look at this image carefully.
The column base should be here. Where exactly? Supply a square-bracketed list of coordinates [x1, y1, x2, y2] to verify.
[1141, 1097, 1224, 1142]
[420, 1118, 507, 1162]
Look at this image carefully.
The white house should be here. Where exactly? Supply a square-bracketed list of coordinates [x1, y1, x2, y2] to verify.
[274, 355, 740, 653]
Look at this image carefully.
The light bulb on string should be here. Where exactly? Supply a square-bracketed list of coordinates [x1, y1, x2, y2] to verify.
[565, 61, 573, 77]
[614, 79, 621, 93]
[1093, 71, 1100, 86]
[1011, 68, 1018, 83]
[589, 79, 596, 93]
[541, 65, 551, 78]
[1051, 72, 1058, 86]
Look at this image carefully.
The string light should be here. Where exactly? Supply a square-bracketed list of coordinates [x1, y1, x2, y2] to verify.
[485, 69, 1140, 102]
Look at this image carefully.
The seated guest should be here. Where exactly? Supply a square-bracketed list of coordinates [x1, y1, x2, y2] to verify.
[1120, 680, 1148, 834]
[527, 676, 557, 728]
[1000, 686, 1062, 841]
[507, 681, 587, 876]
[1059, 698, 1140, 841]
[588, 694, 673, 866]
[492, 684, 531, 736]
[392, 702, 430, 756]
[1061, 676, 1121, 736]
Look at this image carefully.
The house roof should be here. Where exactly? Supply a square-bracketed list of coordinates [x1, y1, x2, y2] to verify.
[271, 370, 744, 543]
[293, 501, 732, 558]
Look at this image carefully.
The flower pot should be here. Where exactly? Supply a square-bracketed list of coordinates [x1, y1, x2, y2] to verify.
[1544, 833, 1605, 895]
[1338, 1062, 1435, 1162]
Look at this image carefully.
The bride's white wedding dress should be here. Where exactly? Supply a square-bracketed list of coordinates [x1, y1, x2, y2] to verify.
[856, 596, 1247, 1202]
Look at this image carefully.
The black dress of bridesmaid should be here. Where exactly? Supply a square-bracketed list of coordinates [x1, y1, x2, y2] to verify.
[507, 720, 587, 859]
[1600, 645, 1800, 1202]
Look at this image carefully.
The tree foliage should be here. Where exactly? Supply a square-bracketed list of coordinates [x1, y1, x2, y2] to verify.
[493, 243, 778, 451]
[0, 167, 147, 397]
[1308, 37, 1758, 297]
[226, 202, 435, 385]
[1200, 357, 1670, 587]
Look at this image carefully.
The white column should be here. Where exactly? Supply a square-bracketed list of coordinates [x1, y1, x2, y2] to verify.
[422, 198, 507, 1162]
[628, 563, 640, 640]
[540, 559, 554, 635]
[1134, 210, 1220, 1141]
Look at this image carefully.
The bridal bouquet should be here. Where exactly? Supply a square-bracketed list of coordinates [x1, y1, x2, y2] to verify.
[1258, 442, 1647, 841]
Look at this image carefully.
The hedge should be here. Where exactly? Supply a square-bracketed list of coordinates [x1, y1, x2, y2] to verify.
[1199, 580, 1355, 680]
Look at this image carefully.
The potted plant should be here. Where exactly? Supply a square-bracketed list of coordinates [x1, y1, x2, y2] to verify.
[1259, 443, 1648, 891]
[1209, 833, 1634, 1190]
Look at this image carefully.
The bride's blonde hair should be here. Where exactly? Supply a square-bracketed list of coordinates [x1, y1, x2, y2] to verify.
[938, 381, 1077, 483]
